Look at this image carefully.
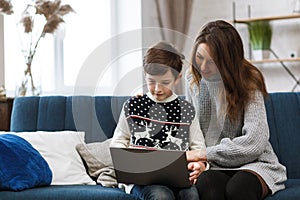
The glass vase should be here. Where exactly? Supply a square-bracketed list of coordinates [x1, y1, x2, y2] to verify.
[15, 63, 41, 97]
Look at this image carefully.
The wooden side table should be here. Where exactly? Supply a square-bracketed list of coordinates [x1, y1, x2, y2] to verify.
[0, 97, 14, 131]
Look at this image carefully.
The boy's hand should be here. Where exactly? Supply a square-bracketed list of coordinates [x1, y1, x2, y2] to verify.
[188, 161, 206, 184]
[132, 93, 143, 98]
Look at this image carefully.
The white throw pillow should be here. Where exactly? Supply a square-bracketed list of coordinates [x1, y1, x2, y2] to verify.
[4, 131, 95, 185]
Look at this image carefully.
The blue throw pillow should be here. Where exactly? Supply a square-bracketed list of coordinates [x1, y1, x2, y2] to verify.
[0, 134, 52, 191]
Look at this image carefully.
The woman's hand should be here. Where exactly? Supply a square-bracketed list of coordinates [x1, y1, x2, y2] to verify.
[188, 161, 206, 184]
[186, 149, 207, 162]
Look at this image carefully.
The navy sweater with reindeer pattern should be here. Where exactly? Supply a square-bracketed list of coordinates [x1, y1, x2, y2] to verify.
[111, 92, 206, 151]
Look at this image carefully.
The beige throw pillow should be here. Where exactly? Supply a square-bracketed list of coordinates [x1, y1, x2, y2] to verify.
[76, 138, 117, 187]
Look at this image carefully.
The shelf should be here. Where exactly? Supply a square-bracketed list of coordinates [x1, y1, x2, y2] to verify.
[232, 1, 300, 92]
[234, 13, 300, 23]
[249, 57, 300, 64]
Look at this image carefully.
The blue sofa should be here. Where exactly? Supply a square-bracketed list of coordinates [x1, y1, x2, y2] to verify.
[0, 96, 138, 200]
[0, 93, 299, 199]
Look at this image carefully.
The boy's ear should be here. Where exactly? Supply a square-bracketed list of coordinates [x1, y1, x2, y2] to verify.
[175, 72, 182, 85]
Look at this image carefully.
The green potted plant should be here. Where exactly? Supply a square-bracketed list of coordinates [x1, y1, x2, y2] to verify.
[247, 21, 272, 60]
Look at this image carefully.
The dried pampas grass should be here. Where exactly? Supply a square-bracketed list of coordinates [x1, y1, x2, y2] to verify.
[25, 0, 74, 35]
[2, 0, 74, 36]
[43, 14, 64, 34]
[0, 0, 13, 15]
[20, 15, 33, 33]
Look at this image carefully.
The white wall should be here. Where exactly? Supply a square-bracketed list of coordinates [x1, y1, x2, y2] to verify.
[143, 0, 300, 92]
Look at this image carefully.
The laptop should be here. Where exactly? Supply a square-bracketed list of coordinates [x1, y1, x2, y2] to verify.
[110, 147, 191, 188]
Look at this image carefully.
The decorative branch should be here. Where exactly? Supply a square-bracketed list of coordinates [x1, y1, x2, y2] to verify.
[0, 0, 13, 15]
[1, 0, 74, 96]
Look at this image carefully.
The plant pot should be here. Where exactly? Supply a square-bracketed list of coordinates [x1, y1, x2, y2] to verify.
[248, 21, 272, 56]
[252, 49, 271, 60]
[293, 0, 300, 13]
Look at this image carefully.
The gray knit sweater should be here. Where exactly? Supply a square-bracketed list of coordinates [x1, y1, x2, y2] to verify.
[185, 73, 287, 194]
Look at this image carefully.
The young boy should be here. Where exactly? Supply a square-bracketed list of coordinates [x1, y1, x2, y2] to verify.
[110, 41, 207, 200]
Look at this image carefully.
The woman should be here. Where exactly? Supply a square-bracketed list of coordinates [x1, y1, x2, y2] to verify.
[185, 20, 287, 200]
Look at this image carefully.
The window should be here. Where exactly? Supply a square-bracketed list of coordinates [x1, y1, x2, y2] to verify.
[4, 0, 142, 96]
[4, 13, 54, 95]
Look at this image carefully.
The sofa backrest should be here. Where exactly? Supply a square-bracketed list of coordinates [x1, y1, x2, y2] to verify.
[10, 93, 300, 179]
[265, 92, 300, 179]
[10, 96, 129, 143]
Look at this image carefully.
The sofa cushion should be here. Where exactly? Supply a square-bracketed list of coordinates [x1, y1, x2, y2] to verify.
[0, 134, 52, 191]
[266, 179, 300, 200]
[10, 96, 40, 131]
[76, 138, 117, 187]
[94, 96, 129, 140]
[265, 93, 300, 179]
[0, 185, 139, 200]
[10, 131, 95, 185]
[10, 96, 130, 143]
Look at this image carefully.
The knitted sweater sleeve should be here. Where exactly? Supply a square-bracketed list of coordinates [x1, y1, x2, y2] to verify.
[206, 91, 270, 167]
[110, 104, 131, 148]
[189, 116, 206, 151]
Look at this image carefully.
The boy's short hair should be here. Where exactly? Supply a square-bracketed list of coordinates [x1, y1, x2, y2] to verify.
[143, 41, 185, 78]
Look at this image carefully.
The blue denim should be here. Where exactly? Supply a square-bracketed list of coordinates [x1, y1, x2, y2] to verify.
[177, 185, 199, 200]
[131, 184, 199, 200]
